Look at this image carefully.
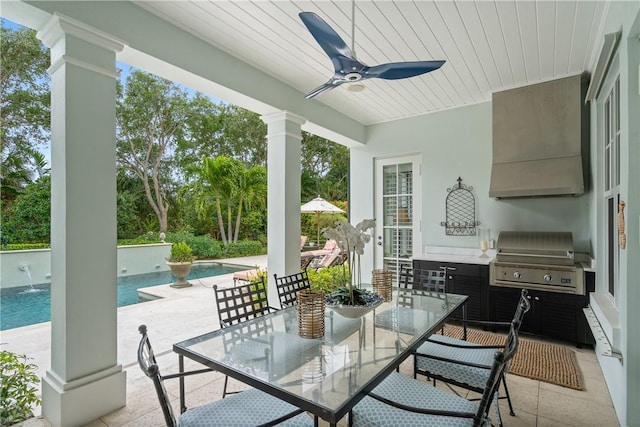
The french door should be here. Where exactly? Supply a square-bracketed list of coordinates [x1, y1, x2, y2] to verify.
[374, 155, 421, 283]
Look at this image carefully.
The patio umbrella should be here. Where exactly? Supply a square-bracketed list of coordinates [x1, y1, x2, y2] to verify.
[301, 196, 345, 246]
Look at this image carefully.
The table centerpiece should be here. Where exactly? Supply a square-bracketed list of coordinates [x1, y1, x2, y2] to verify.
[324, 219, 383, 318]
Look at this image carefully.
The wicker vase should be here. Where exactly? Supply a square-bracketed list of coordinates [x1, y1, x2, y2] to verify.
[372, 269, 392, 302]
[297, 289, 325, 338]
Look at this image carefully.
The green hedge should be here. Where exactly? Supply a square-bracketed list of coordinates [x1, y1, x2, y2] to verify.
[164, 231, 222, 259]
[221, 240, 266, 258]
[0, 231, 266, 260]
[0, 243, 50, 251]
[117, 232, 162, 246]
[164, 232, 265, 259]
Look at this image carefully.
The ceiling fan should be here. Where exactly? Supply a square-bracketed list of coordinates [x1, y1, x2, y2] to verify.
[299, 4, 445, 99]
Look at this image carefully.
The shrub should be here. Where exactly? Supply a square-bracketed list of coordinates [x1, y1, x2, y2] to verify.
[185, 235, 222, 259]
[117, 231, 162, 246]
[307, 265, 350, 294]
[1, 176, 51, 244]
[0, 243, 50, 251]
[221, 240, 266, 258]
[0, 351, 41, 425]
[164, 231, 222, 259]
[167, 241, 195, 263]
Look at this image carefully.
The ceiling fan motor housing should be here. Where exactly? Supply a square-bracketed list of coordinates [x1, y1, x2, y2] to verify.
[345, 72, 362, 81]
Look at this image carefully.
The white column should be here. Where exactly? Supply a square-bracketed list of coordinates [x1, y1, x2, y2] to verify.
[37, 14, 127, 427]
[261, 112, 306, 307]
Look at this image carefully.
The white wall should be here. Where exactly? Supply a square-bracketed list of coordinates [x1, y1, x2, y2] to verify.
[351, 101, 592, 255]
[0, 244, 171, 289]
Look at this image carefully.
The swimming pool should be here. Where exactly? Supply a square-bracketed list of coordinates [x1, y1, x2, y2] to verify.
[0, 262, 249, 331]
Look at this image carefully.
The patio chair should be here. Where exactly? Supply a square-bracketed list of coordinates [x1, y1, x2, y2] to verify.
[301, 239, 339, 257]
[413, 288, 530, 427]
[232, 268, 261, 286]
[300, 254, 316, 271]
[399, 264, 446, 292]
[274, 270, 311, 308]
[351, 322, 520, 427]
[137, 325, 312, 427]
[214, 277, 279, 397]
[310, 251, 348, 270]
[325, 251, 348, 268]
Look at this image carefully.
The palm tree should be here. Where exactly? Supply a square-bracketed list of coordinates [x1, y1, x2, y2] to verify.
[194, 156, 267, 244]
[195, 156, 240, 245]
[232, 165, 267, 242]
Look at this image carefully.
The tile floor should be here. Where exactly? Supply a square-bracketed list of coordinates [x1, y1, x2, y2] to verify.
[6, 255, 620, 427]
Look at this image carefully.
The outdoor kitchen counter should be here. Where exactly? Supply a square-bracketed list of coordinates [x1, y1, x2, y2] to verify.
[414, 246, 497, 265]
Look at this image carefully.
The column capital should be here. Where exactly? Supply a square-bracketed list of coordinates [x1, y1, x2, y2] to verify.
[261, 111, 306, 126]
[38, 12, 127, 53]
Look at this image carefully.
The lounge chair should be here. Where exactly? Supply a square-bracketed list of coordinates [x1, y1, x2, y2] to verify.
[301, 239, 339, 257]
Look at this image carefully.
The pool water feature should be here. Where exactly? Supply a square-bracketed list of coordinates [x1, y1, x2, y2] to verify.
[0, 262, 248, 331]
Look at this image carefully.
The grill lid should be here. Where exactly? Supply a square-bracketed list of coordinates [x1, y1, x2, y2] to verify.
[495, 231, 575, 266]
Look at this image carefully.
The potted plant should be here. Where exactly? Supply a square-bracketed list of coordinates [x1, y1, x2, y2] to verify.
[323, 219, 383, 317]
[166, 241, 195, 288]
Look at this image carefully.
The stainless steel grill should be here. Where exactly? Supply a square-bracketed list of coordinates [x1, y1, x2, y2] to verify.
[489, 231, 584, 294]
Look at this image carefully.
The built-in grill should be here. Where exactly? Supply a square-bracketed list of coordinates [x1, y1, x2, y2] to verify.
[489, 231, 584, 294]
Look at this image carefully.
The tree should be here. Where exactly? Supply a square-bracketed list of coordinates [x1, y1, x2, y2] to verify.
[232, 164, 267, 242]
[2, 175, 51, 243]
[193, 156, 266, 244]
[116, 70, 191, 233]
[217, 105, 267, 166]
[177, 102, 267, 175]
[301, 132, 349, 200]
[176, 94, 225, 174]
[0, 22, 50, 202]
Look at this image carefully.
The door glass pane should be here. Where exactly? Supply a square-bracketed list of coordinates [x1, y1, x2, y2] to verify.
[383, 165, 397, 195]
[398, 228, 413, 259]
[383, 196, 397, 226]
[383, 228, 394, 258]
[398, 195, 412, 226]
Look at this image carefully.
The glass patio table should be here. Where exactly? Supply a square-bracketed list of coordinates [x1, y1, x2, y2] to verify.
[173, 288, 467, 426]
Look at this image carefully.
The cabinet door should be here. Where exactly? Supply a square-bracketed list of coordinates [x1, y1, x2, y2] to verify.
[450, 274, 483, 321]
[489, 288, 537, 333]
[537, 292, 576, 342]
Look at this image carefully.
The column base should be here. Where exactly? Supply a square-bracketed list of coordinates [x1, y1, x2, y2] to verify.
[42, 365, 126, 427]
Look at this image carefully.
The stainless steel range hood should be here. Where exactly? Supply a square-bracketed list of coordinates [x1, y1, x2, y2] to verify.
[489, 75, 588, 199]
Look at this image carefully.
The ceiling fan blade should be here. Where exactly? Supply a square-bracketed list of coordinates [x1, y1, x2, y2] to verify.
[299, 12, 354, 62]
[366, 60, 445, 80]
[305, 79, 345, 99]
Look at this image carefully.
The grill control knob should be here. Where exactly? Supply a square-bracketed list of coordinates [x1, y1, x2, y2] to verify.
[544, 274, 552, 282]
[513, 272, 521, 279]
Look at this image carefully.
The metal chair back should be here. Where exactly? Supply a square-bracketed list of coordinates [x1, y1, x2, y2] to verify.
[214, 277, 274, 328]
[473, 322, 520, 426]
[399, 264, 446, 292]
[137, 324, 177, 427]
[274, 270, 311, 308]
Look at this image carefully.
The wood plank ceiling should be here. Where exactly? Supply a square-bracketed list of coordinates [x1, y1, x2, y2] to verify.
[138, 1, 607, 126]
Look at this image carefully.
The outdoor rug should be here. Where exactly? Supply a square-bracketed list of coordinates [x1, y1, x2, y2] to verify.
[439, 325, 585, 390]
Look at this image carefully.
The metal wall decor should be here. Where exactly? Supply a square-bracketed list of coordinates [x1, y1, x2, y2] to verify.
[440, 177, 480, 236]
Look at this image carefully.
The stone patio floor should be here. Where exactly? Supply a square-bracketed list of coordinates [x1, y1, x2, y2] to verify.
[3, 255, 619, 426]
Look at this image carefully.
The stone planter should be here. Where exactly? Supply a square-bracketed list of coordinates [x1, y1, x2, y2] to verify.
[166, 261, 193, 288]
